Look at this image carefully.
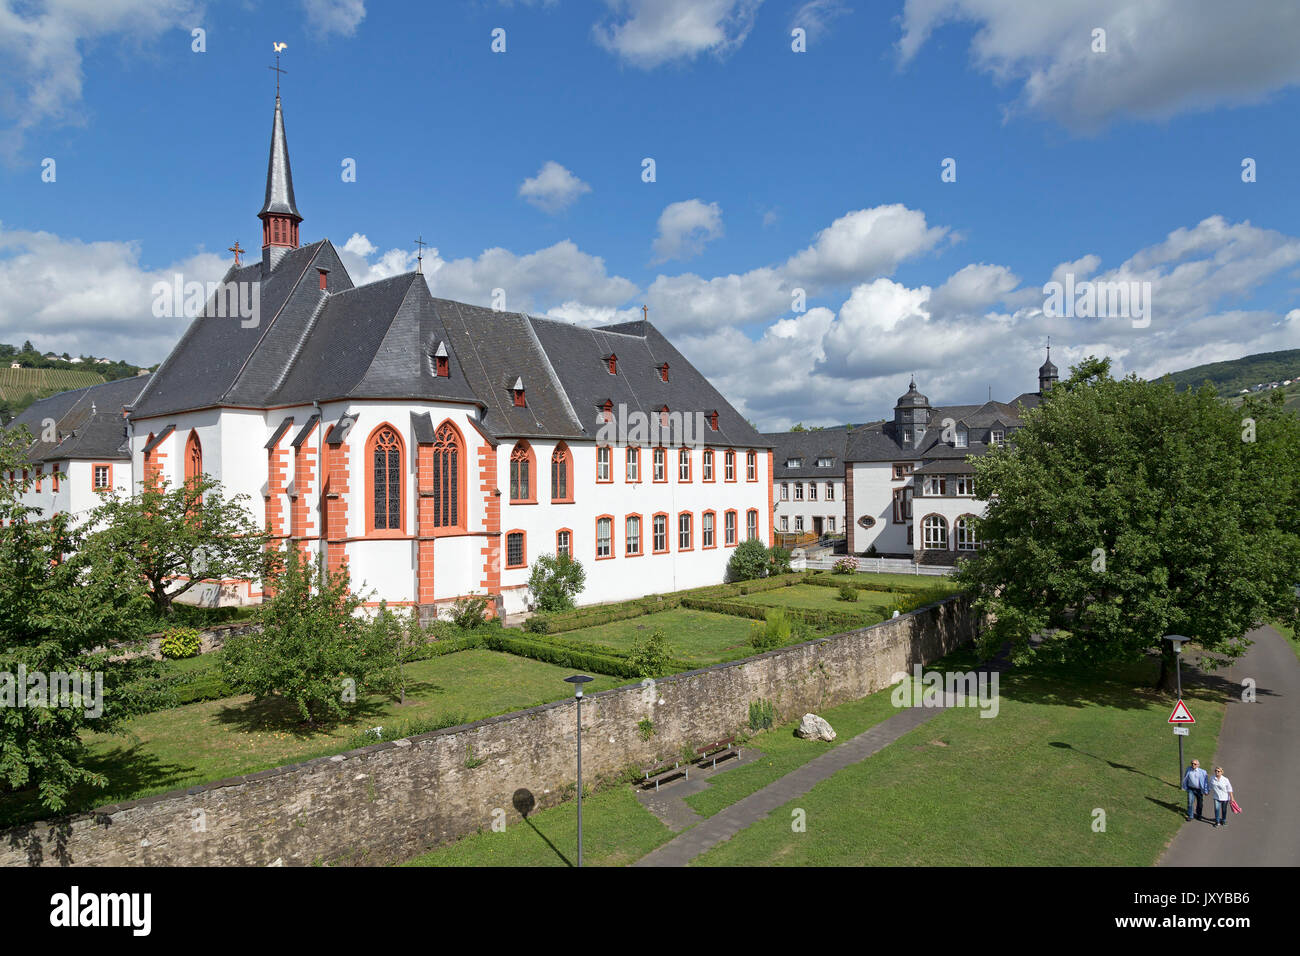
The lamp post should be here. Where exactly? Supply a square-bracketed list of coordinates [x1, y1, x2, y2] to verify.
[1164, 635, 1190, 783]
[564, 674, 594, 867]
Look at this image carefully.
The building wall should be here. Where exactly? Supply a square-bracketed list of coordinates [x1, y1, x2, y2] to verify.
[773, 477, 844, 535]
[911, 488, 985, 564]
[846, 461, 913, 556]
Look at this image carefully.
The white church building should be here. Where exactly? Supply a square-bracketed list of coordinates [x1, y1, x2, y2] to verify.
[38, 93, 774, 619]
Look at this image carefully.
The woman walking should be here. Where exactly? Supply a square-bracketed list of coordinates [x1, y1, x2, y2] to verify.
[1210, 767, 1235, 828]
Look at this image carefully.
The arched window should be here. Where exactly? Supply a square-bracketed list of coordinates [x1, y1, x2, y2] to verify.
[510, 440, 535, 502]
[184, 430, 203, 486]
[369, 425, 404, 533]
[551, 443, 572, 502]
[922, 514, 948, 550]
[432, 421, 462, 529]
[955, 515, 980, 551]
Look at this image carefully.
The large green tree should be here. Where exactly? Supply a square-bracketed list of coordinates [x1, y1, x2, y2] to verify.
[82, 474, 269, 616]
[956, 357, 1300, 689]
[0, 429, 150, 813]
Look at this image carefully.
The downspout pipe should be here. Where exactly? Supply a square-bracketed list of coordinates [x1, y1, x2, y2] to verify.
[314, 399, 325, 584]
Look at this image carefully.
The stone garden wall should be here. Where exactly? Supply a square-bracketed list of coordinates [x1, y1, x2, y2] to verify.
[1, 597, 977, 867]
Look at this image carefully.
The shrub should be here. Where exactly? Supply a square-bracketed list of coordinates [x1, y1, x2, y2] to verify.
[347, 712, 468, 749]
[748, 698, 775, 731]
[528, 552, 587, 612]
[838, 585, 859, 603]
[769, 547, 793, 575]
[628, 630, 675, 679]
[832, 556, 859, 574]
[750, 609, 793, 652]
[727, 539, 770, 582]
[524, 613, 551, 634]
[159, 626, 202, 659]
[637, 718, 655, 741]
[450, 594, 490, 629]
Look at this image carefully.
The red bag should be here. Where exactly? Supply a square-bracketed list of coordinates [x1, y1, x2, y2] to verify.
[1230, 799, 1241, 814]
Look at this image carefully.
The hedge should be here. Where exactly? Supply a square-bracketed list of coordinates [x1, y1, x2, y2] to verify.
[678, 597, 881, 634]
[481, 633, 686, 679]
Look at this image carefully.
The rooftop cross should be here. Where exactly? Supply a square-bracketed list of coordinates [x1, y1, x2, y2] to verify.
[268, 48, 287, 97]
[228, 240, 245, 266]
[415, 235, 427, 274]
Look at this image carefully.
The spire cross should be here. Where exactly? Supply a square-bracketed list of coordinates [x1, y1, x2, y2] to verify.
[228, 240, 245, 267]
[268, 54, 287, 96]
[415, 235, 427, 273]
[642, 304, 648, 321]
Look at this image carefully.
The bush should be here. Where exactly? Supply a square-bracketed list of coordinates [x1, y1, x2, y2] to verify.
[450, 594, 490, 629]
[627, 630, 675, 679]
[637, 718, 655, 741]
[524, 614, 551, 633]
[750, 610, 793, 652]
[832, 556, 859, 574]
[528, 552, 587, 612]
[727, 539, 771, 581]
[838, 586, 859, 603]
[347, 712, 469, 749]
[159, 626, 202, 659]
[768, 547, 793, 575]
[748, 698, 775, 731]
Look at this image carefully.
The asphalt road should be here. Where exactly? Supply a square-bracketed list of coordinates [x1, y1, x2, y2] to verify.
[1159, 624, 1299, 867]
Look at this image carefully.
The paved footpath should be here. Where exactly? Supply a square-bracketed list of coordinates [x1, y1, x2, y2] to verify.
[632, 693, 959, 867]
[1159, 624, 1300, 867]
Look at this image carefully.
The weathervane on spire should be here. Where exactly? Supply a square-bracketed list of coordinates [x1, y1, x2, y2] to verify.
[228, 240, 244, 266]
[269, 42, 288, 97]
[415, 235, 427, 274]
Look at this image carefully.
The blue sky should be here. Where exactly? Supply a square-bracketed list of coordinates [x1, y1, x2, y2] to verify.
[2, 0, 1299, 428]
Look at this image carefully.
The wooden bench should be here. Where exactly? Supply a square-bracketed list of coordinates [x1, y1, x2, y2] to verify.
[695, 736, 740, 769]
[641, 760, 688, 791]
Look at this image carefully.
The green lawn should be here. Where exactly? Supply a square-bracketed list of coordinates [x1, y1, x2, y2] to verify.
[733, 584, 895, 617]
[402, 785, 675, 867]
[552, 608, 758, 665]
[0, 650, 623, 827]
[839, 571, 958, 591]
[1274, 618, 1299, 662]
[692, 655, 1227, 866]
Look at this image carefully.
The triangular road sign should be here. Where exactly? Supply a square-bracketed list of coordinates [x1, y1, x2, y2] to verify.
[1168, 699, 1195, 724]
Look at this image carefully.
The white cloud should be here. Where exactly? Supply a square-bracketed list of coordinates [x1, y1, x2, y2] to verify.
[652, 199, 723, 262]
[790, 0, 850, 40]
[0, 0, 200, 158]
[783, 204, 948, 288]
[897, 0, 1300, 131]
[301, 0, 366, 37]
[593, 0, 762, 68]
[518, 161, 592, 214]
[0, 222, 226, 363]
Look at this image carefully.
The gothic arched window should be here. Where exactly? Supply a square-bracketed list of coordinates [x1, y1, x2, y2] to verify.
[433, 421, 463, 529]
[369, 425, 404, 533]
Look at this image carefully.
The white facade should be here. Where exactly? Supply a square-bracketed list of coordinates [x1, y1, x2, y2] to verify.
[773, 477, 844, 537]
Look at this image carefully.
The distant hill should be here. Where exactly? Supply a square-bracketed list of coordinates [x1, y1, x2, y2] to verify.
[0, 342, 149, 425]
[1162, 349, 1300, 396]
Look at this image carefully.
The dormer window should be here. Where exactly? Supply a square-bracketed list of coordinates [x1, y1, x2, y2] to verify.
[607, 353, 618, 375]
[601, 399, 614, 423]
[432, 341, 449, 378]
[658, 363, 669, 383]
[658, 406, 669, 427]
[991, 428, 1005, 447]
[708, 410, 719, 431]
[512, 376, 526, 408]
[954, 428, 968, 448]
[785, 457, 802, 468]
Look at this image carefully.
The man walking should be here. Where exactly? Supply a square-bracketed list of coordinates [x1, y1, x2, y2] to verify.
[1182, 758, 1209, 822]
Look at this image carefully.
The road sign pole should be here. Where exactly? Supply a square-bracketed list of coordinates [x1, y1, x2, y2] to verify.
[1175, 650, 1184, 783]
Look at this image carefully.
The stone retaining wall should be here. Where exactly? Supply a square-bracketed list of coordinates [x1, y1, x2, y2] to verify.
[1, 597, 976, 867]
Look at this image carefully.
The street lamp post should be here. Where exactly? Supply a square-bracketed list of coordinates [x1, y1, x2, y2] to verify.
[1164, 635, 1190, 783]
[564, 674, 594, 867]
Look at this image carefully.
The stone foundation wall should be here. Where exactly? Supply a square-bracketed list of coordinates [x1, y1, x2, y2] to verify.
[2, 597, 976, 867]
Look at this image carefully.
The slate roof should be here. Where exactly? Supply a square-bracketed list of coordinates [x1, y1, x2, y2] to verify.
[259, 96, 300, 220]
[6, 375, 149, 464]
[763, 426, 857, 479]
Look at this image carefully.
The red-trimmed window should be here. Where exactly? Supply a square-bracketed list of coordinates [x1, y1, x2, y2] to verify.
[596, 515, 614, 559]
[746, 450, 757, 481]
[702, 510, 716, 549]
[625, 514, 642, 556]
[51, 464, 59, 493]
[509, 441, 536, 502]
[708, 410, 719, 431]
[596, 446, 611, 482]
[556, 528, 572, 557]
[658, 406, 670, 427]
[608, 354, 618, 375]
[746, 509, 759, 540]
[35, 466, 42, 493]
[678, 448, 691, 482]
[678, 512, 693, 550]
[652, 513, 668, 553]
[551, 442, 573, 502]
[435, 355, 449, 377]
[505, 530, 527, 569]
[702, 449, 714, 482]
[626, 446, 640, 482]
[601, 399, 614, 423]
[658, 363, 669, 383]
[653, 447, 666, 482]
[433, 421, 464, 530]
[368, 425, 405, 534]
[92, 463, 112, 491]
[724, 510, 737, 546]
[184, 429, 203, 487]
[725, 450, 736, 481]
[513, 386, 526, 407]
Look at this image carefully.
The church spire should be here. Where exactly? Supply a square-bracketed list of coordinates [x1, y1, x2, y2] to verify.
[258, 93, 302, 273]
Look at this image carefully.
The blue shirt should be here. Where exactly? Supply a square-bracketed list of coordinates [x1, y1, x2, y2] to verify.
[1183, 767, 1209, 792]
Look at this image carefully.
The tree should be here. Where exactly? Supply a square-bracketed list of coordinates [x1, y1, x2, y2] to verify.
[221, 548, 400, 726]
[0, 428, 151, 813]
[82, 474, 269, 616]
[955, 356, 1300, 689]
[527, 552, 587, 612]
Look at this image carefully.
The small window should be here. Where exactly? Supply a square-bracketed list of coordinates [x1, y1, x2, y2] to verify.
[816, 456, 833, 467]
[746, 509, 758, 540]
[556, 529, 571, 557]
[601, 400, 614, 423]
[991, 429, 1005, 448]
[827, 516, 835, 532]
[506, 531, 526, 568]
[808, 483, 817, 501]
[746, 451, 757, 481]
[607, 354, 618, 375]
[956, 475, 974, 495]
[626, 446, 640, 482]
[436, 355, 449, 377]
[653, 514, 668, 552]
[658, 363, 669, 382]
[923, 515, 948, 550]
[678, 448, 690, 481]
[597, 447, 611, 482]
[724, 511, 737, 545]
[94, 464, 110, 489]
[703, 512, 715, 548]
[956, 515, 979, 551]
[785, 457, 802, 468]
[626, 515, 641, 555]
[703, 449, 714, 481]
[653, 447, 666, 481]
[794, 483, 803, 501]
[596, 517, 612, 558]
[795, 516, 803, 532]
[780, 483, 789, 500]
[708, 411, 719, 431]
[780, 516, 788, 532]
[955, 428, 968, 448]
[678, 512, 692, 550]
[725, 450, 735, 481]
[826, 482, 834, 500]
[513, 388, 526, 407]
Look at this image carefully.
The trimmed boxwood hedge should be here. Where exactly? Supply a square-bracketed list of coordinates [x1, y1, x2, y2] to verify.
[678, 597, 882, 634]
[480, 633, 687, 679]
